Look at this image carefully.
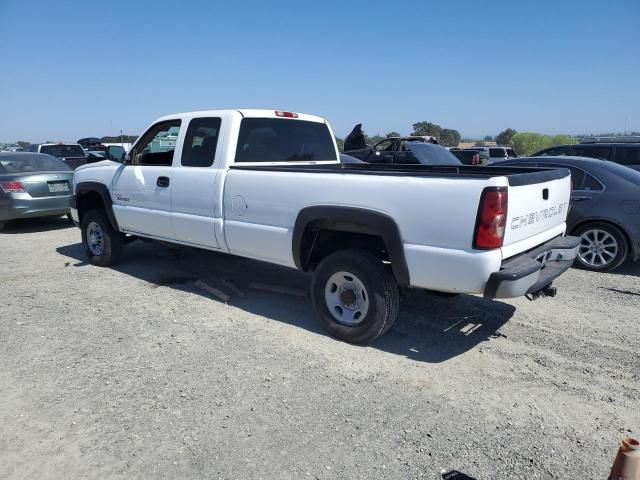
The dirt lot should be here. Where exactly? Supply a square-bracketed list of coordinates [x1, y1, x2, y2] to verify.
[1, 217, 638, 480]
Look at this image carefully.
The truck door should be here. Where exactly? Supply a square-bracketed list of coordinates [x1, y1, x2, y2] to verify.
[169, 116, 222, 248]
[111, 120, 180, 239]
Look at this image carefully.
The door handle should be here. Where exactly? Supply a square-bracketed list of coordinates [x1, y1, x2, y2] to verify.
[157, 176, 170, 187]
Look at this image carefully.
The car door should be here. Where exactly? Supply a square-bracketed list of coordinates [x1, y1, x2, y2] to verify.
[111, 120, 181, 239]
[546, 163, 604, 229]
[170, 116, 223, 248]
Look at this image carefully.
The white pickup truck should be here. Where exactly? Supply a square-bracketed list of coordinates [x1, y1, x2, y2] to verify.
[70, 109, 579, 343]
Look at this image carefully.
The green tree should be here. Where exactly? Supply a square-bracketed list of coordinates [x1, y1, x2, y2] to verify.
[510, 133, 553, 155]
[365, 134, 385, 146]
[495, 128, 517, 146]
[440, 128, 461, 147]
[386, 131, 401, 138]
[550, 134, 578, 146]
[411, 121, 442, 139]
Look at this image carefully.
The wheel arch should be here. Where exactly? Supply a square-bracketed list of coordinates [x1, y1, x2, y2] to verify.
[571, 217, 637, 261]
[75, 181, 119, 231]
[292, 205, 410, 286]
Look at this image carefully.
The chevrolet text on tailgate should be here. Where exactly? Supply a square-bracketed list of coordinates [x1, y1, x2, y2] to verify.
[70, 109, 579, 344]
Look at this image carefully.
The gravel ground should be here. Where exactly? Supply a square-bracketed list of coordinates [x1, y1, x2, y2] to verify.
[1, 217, 638, 480]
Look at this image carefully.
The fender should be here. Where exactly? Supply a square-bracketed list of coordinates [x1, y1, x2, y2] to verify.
[292, 206, 410, 286]
[74, 181, 119, 231]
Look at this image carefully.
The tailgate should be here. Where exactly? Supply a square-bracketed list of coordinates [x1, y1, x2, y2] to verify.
[502, 169, 571, 257]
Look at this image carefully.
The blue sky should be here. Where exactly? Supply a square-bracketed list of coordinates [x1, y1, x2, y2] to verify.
[1, 0, 638, 142]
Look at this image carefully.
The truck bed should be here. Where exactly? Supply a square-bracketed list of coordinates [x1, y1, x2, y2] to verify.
[230, 163, 569, 186]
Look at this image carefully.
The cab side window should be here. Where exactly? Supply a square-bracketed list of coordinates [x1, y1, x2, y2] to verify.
[132, 120, 181, 166]
[181, 117, 222, 167]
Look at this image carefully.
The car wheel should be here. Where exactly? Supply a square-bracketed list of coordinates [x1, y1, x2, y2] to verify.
[574, 222, 628, 272]
[81, 209, 124, 267]
[311, 249, 399, 344]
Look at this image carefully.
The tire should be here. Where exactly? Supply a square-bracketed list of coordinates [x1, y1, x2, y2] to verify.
[574, 222, 628, 272]
[311, 249, 399, 344]
[81, 209, 124, 266]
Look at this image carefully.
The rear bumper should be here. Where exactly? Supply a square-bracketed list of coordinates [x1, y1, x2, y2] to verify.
[484, 236, 580, 299]
[0, 195, 71, 221]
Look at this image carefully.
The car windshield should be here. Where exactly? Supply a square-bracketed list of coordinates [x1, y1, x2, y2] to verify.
[0, 154, 71, 173]
[404, 142, 462, 166]
[40, 144, 86, 158]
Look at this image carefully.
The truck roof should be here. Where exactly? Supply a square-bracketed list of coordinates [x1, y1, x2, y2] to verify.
[155, 109, 327, 124]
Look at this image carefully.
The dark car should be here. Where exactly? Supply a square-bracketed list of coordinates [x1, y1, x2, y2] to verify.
[343, 123, 438, 163]
[532, 141, 640, 171]
[342, 141, 461, 167]
[0, 152, 74, 231]
[492, 156, 640, 271]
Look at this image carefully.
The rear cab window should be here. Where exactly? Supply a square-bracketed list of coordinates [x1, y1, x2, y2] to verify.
[235, 118, 337, 163]
[40, 144, 86, 158]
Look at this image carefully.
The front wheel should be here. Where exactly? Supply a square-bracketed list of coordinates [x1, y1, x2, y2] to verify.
[81, 209, 124, 266]
[311, 249, 399, 344]
[574, 222, 628, 272]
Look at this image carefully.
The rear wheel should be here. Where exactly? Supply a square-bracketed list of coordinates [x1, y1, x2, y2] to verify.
[81, 209, 124, 266]
[311, 249, 399, 344]
[574, 222, 628, 272]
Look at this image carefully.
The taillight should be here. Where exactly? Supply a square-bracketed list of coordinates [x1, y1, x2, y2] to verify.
[474, 187, 508, 249]
[275, 110, 298, 118]
[0, 181, 26, 193]
[472, 153, 480, 165]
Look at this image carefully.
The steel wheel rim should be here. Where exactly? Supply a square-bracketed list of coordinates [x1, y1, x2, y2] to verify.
[324, 271, 369, 326]
[577, 229, 618, 267]
[87, 221, 104, 256]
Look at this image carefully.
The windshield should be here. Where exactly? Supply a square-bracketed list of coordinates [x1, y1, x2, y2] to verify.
[40, 144, 86, 158]
[404, 142, 462, 166]
[0, 153, 71, 173]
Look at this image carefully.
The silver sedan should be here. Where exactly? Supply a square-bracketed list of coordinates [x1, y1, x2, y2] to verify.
[0, 152, 73, 231]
